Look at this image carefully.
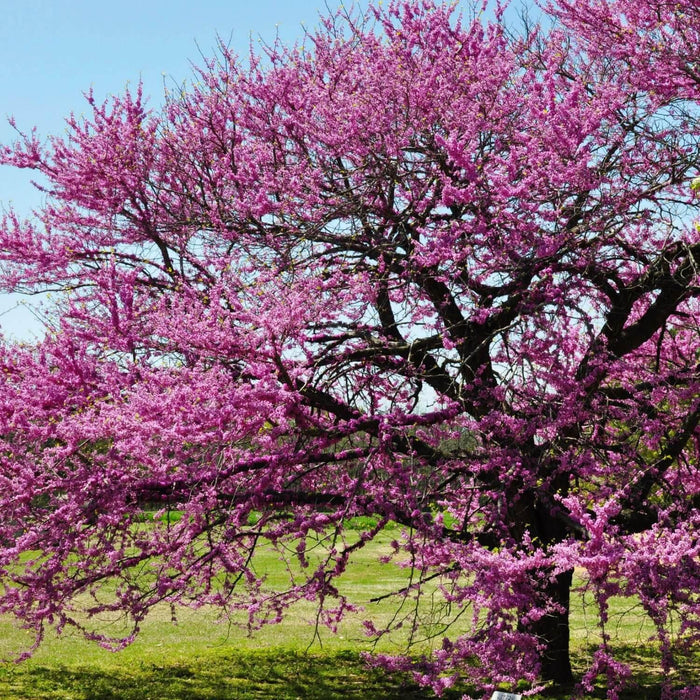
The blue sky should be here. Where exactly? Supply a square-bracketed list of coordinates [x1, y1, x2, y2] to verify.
[1, 0, 364, 338]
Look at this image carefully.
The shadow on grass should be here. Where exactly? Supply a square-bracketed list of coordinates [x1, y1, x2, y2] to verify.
[0, 650, 465, 700]
[561, 642, 700, 700]
[1, 645, 697, 699]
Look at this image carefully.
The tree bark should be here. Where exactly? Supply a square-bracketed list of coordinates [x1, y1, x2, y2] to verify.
[530, 568, 574, 686]
[510, 476, 576, 685]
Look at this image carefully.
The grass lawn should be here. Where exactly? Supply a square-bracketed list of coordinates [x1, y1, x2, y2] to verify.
[0, 528, 697, 699]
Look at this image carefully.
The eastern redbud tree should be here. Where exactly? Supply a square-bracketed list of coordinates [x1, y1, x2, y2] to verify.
[0, 1, 698, 697]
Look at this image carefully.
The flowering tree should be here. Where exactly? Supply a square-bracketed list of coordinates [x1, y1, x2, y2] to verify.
[0, 0, 698, 697]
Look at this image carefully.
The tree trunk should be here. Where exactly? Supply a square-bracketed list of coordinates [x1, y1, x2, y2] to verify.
[510, 474, 575, 685]
[530, 568, 574, 686]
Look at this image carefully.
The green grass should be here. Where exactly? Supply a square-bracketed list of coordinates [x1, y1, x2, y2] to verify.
[0, 529, 697, 699]
[0, 649, 460, 700]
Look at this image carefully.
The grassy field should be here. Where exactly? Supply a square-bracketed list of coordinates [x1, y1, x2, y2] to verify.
[0, 528, 697, 699]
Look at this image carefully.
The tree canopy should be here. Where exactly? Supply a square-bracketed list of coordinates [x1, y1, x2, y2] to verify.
[0, 1, 698, 697]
